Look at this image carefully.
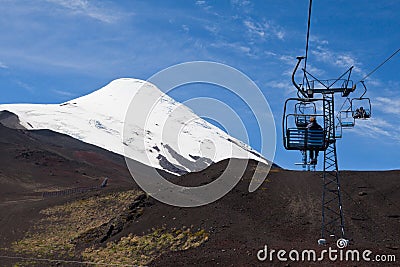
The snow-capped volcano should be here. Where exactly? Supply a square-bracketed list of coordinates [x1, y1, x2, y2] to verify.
[0, 78, 266, 175]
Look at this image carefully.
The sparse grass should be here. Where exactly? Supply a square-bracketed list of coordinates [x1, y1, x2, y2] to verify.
[12, 190, 141, 258]
[11, 190, 209, 266]
[82, 226, 209, 266]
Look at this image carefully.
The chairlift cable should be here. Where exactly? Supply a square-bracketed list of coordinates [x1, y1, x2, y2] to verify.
[304, 0, 313, 72]
[302, 0, 313, 89]
[337, 48, 399, 117]
[357, 47, 400, 83]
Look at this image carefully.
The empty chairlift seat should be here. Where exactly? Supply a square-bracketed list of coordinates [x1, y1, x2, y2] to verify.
[339, 110, 355, 128]
[341, 121, 355, 127]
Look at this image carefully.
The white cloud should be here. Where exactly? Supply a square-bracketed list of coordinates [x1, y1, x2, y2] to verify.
[45, 0, 123, 23]
[230, 0, 253, 13]
[311, 46, 363, 74]
[263, 53, 325, 78]
[243, 19, 285, 40]
[182, 24, 189, 33]
[374, 97, 400, 115]
[264, 51, 277, 57]
[210, 41, 254, 58]
[195, 0, 212, 11]
[265, 80, 294, 96]
[204, 24, 219, 35]
[275, 30, 285, 40]
[306, 64, 325, 76]
[278, 54, 294, 65]
[364, 78, 382, 87]
[243, 20, 265, 38]
[14, 80, 34, 93]
[0, 61, 8, 69]
[344, 115, 400, 144]
[310, 36, 329, 45]
[231, 0, 251, 7]
[53, 89, 75, 97]
[265, 81, 290, 90]
[348, 117, 400, 142]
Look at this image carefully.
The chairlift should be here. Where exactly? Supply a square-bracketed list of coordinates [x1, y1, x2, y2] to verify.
[283, 98, 328, 151]
[351, 100, 371, 119]
[351, 81, 371, 119]
[337, 97, 355, 128]
[338, 110, 355, 128]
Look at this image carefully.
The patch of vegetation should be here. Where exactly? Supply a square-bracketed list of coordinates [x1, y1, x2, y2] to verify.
[12, 190, 141, 258]
[11, 190, 209, 266]
[82, 226, 209, 266]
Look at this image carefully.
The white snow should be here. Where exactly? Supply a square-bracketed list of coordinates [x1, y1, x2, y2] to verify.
[0, 78, 266, 175]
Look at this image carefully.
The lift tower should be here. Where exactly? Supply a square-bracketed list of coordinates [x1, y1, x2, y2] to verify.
[290, 56, 355, 244]
[281, 0, 360, 244]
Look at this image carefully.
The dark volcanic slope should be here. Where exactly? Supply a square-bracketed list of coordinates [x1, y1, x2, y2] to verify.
[0, 123, 133, 203]
[0, 111, 25, 129]
[0, 122, 160, 252]
[132, 163, 400, 266]
[0, 118, 399, 266]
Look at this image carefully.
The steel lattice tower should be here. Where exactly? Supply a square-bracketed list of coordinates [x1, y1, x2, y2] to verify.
[320, 93, 346, 242]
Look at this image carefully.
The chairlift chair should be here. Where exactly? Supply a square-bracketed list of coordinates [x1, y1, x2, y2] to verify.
[283, 98, 328, 152]
[351, 98, 371, 119]
[338, 110, 355, 128]
[351, 81, 372, 119]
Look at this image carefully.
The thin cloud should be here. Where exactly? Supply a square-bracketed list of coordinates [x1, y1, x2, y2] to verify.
[210, 41, 254, 58]
[243, 20, 266, 38]
[182, 24, 190, 33]
[264, 53, 326, 77]
[265, 80, 293, 96]
[231, 0, 252, 7]
[0, 61, 8, 69]
[195, 0, 213, 12]
[230, 0, 253, 13]
[45, 0, 124, 23]
[14, 80, 34, 93]
[204, 24, 219, 35]
[264, 51, 277, 57]
[306, 64, 325, 76]
[374, 97, 400, 115]
[348, 117, 400, 143]
[311, 46, 363, 74]
[243, 19, 285, 41]
[265, 81, 291, 90]
[310, 35, 329, 45]
[53, 89, 75, 97]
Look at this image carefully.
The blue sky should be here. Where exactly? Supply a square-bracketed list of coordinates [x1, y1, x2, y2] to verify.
[1, 0, 399, 170]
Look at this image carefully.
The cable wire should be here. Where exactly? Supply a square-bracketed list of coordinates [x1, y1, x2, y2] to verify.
[304, 0, 313, 73]
[357, 47, 400, 83]
[302, 0, 313, 91]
